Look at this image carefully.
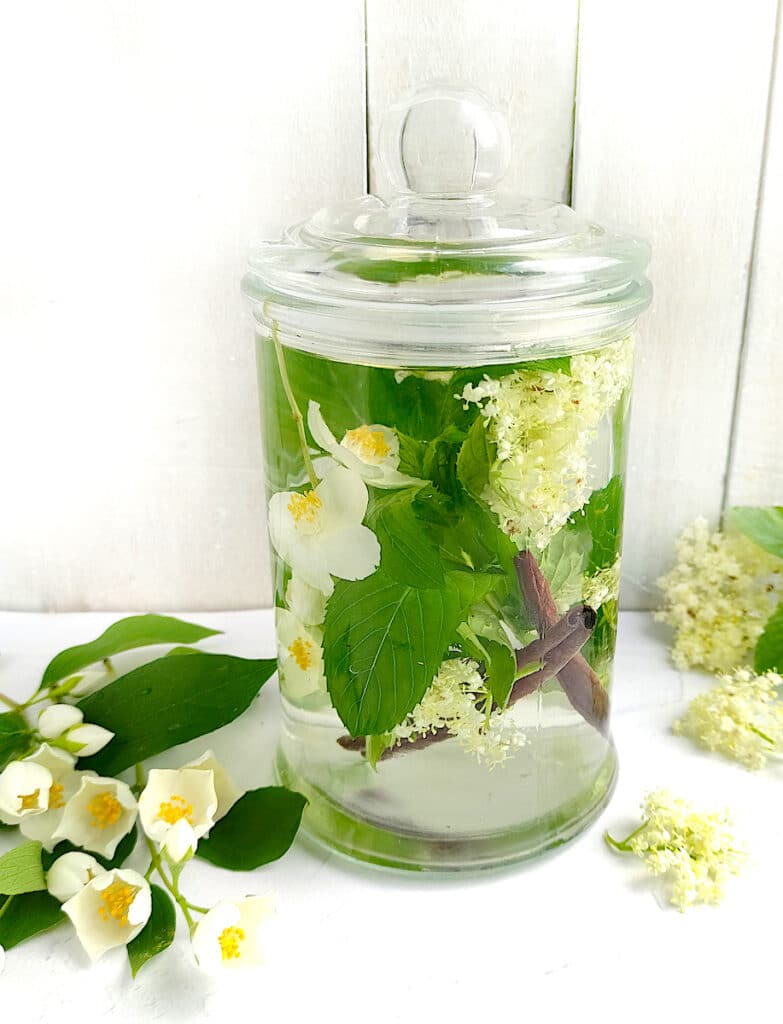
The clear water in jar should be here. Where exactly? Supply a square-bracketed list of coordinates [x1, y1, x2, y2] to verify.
[257, 330, 633, 870]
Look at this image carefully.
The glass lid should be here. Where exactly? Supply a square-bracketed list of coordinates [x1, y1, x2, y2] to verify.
[242, 84, 652, 366]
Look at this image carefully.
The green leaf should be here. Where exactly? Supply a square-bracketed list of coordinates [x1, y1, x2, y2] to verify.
[197, 787, 306, 870]
[422, 425, 467, 499]
[582, 600, 618, 682]
[78, 653, 276, 776]
[41, 825, 138, 873]
[41, 614, 221, 688]
[0, 711, 33, 771]
[755, 602, 783, 673]
[0, 891, 65, 950]
[482, 637, 517, 708]
[0, 841, 46, 895]
[567, 476, 625, 573]
[538, 528, 592, 609]
[365, 732, 395, 769]
[127, 885, 176, 978]
[371, 490, 445, 589]
[728, 506, 783, 560]
[396, 432, 426, 478]
[324, 569, 484, 735]
[456, 416, 494, 503]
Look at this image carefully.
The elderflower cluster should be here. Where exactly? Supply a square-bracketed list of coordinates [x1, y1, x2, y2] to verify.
[656, 518, 783, 673]
[673, 668, 783, 769]
[461, 336, 633, 549]
[614, 790, 746, 912]
[583, 557, 621, 610]
[394, 658, 525, 768]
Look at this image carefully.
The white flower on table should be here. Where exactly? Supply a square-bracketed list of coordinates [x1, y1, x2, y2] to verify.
[268, 465, 380, 596]
[192, 896, 272, 972]
[63, 868, 152, 961]
[53, 776, 137, 859]
[276, 608, 326, 700]
[18, 744, 82, 850]
[0, 760, 53, 824]
[47, 851, 103, 903]
[285, 574, 326, 626]
[38, 704, 114, 758]
[182, 751, 241, 821]
[307, 401, 423, 489]
[138, 768, 218, 863]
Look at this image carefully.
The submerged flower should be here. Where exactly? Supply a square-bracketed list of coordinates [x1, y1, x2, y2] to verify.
[394, 658, 525, 767]
[461, 336, 633, 549]
[268, 466, 380, 596]
[183, 751, 241, 821]
[192, 897, 273, 972]
[307, 401, 423, 489]
[276, 608, 327, 701]
[606, 789, 746, 911]
[285, 574, 326, 626]
[18, 745, 82, 850]
[583, 557, 621, 610]
[673, 668, 783, 769]
[0, 760, 53, 824]
[656, 518, 783, 673]
[138, 768, 217, 862]
[53, 776, 137, 859]
[38, 704, 114, 758]
[63, 868, 151, 961]
[47, 851, 103, 903]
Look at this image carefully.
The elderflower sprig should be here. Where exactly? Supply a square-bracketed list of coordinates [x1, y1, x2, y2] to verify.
[605, 790, 747, 911]
[673, 668, 783, 769]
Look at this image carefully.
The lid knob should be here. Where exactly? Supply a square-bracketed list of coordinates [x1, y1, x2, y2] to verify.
[379, 84, 511, 199]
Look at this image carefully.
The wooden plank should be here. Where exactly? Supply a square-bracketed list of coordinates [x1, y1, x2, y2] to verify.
[573, 0, 779, 608]
[725, 11, 783, 509]
[0, 0, 366, 610]
[366, 0, 579, 202]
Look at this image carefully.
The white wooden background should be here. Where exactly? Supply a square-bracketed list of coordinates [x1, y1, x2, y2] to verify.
[2, 0, 781, 612]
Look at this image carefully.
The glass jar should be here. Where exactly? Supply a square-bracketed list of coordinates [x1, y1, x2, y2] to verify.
[242, 86, 652, 871]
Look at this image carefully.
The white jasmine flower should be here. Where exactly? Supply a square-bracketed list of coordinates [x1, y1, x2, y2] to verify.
[285, 574, 326, 626]
[138, 768, 217, 859]
[192, 896, 273, 972]
[38, 704, 83, 739]
[182, 751, 242, 821]
[62, 724, 114, 757]
[63, 868, 151, 961]
[0, 761, 53, 824]
[53, 776, 137, 859]
[37, 705, 114, 758]
[307, 401, 424, 489]
[18, 745, 82, 850]
[47, 851, 103, 902]
[276, 608, 327, 701]
[673, 668, 783, 769]
[267, 466, 380, 596]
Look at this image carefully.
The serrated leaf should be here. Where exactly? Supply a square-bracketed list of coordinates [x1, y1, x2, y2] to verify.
[0, 841, 46, 895]
[0, 891, 65, 950]
[538, 528, 592, 610]
[567, 476, 624, 573]
[324, 569, 486, 735]
[0, 711, 33, 771]
[482, 637, 517, 708]
[41, 614, 222, 688]
[755, 602, 783, 673]
[456, 416, 494, 503]
[371, 490, 444, 589]
[127, 885, 176, 977]
[78, 653, 276, 775]
[197, 787, 306, 871]
[729, 506, 783, 560]
[41, 825, 138, 873]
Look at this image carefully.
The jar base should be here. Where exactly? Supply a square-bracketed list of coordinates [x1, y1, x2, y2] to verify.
[276, 744, 618, 873]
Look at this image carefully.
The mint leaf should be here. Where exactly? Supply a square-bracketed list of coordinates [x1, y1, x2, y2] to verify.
[41, 614, 221, 688]
[127, 885, 176, 977]
[755, 602, 783, 673]
[456, 416, 493, 503]
[78, 653, 276, 775]
[0, 892, 65, 950]
[41, 826, 138, 873]
[0, 711, 33, 771]
[197, 787, 306, 871]
[728, 507, 783, 559]
[324, 569, 483, 735]
[568, 476, 624, 573]
[0, 841, 46, 895]
[371, 490, 445, 589]
[538, 528, 591, 609]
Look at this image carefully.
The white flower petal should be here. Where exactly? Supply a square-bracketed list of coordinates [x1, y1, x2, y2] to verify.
[276, 609, 326, 701]
[183, 751, 242, 821]
[192, 897, 270, 972]
[318, 524, 381, 582]
[306, 401, 342, 458]
[38, 705, 84, 740]
[317, 466, 369, 529]
[285, 575, 327, 626]
[63, 869, 151, 961]
[373, 467, 428, 490]
[66, 668, 113, 698]
[138, 768, 218, 845]
[0, 762, 53, 821]
[161, 818, 198, 863]
[47, 852, 102, 902]
[53, 776, 137, 859]
[65, 724, 114, 757]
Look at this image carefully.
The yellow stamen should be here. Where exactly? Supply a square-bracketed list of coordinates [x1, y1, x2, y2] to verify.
[88, 792, 123, 829]
[219, 925, 245, 961]
[98, 880, 137, 927]
[344, 425, 390, 462]
[288, 637, 314, 671]
[48, 782, 65, 810]
[157, 794, 193, 826]
[287, 490, 322, 525]
[18, 790, 41, 811]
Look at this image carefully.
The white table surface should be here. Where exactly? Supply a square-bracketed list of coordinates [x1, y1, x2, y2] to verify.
[0, 610, 780, 1023]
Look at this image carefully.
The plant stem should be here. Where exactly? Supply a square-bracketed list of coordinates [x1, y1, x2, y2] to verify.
[747, 722, 776, 746]
[0, 895, 15, 923]
[0, 691, 21, 711]
[604, 820, 649, 853]
[272, 322, 318, 489]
